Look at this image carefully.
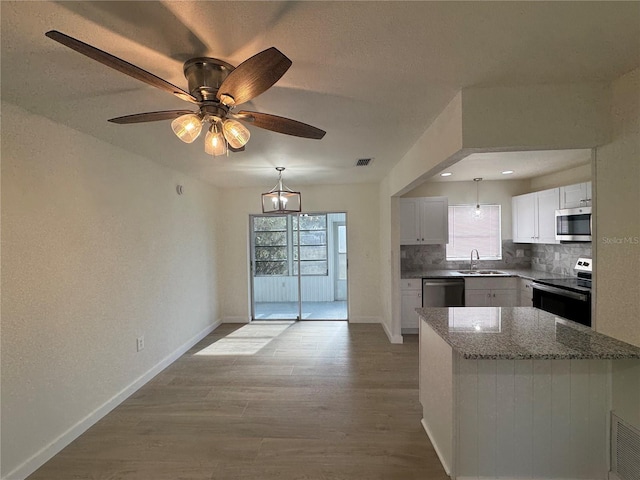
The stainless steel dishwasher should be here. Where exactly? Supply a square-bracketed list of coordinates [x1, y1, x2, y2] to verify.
[422, 278, 465, 307]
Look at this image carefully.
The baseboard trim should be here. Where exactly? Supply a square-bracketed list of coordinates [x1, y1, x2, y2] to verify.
[381, 319, 403, 344]
[421, 418, 452, 477]
[222, 316, 250, 324]
[3, 319, 221, 480]
[348, 316, 380, 324]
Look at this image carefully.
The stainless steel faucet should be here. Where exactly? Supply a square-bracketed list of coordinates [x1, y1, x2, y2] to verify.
[470, 249, 480, 270]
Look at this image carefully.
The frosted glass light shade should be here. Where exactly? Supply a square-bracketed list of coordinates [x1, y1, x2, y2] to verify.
[171, 114, 202, 143]
[204, 126, 227, 156]
[222, 119, 250, 149]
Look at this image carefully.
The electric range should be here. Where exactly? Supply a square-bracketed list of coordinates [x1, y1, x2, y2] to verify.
[532, 258, 592, 327]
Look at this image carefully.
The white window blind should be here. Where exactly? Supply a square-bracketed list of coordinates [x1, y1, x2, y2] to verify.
[446, 205, 502, 260]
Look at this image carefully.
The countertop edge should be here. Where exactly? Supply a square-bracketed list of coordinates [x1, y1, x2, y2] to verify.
[418, 307, 640, 361]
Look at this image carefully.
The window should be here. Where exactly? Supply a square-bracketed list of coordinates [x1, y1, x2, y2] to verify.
[253, 216, 289, 275]
[254, 214, 328, 276]
[446, 205, 501, 260]
[293, 214, 328, 275]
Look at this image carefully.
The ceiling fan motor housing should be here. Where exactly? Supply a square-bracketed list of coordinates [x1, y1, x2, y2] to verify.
[183, 57, 235, 102]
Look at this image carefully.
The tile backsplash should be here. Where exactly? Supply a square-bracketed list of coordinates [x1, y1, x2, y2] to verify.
[401, 240, 592, 276]
[401, 240, 532, 273]
[531, 242, 592, 276]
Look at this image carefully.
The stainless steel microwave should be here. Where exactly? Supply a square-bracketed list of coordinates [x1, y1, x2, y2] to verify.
[555, 207, 592, 242]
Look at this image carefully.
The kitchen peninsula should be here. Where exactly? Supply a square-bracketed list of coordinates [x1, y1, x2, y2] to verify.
[418, 306, 640, 480]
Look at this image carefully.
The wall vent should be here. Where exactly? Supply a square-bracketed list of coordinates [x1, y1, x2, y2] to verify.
[356, 158, 372, 167]
[612, 413, 640, 480]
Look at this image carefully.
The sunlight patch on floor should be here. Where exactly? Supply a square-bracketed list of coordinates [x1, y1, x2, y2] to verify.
[194, 322, 294, 356]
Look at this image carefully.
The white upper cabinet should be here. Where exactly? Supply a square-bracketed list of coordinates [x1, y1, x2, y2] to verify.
[560, 182, 592, 209]
[400, 197, 449, 245]
[512, 187, 560, 244]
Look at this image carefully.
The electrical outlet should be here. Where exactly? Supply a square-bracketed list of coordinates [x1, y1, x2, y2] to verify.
[137, 336, 145, 352]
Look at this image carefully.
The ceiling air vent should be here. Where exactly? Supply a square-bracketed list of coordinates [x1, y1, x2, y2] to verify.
[356, 158, 372, 167]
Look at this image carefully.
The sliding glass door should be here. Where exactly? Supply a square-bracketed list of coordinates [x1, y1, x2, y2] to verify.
[250, 212, 347, 321]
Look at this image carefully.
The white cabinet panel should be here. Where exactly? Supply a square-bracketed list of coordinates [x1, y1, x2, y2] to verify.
[399, 198, 422, 245]
[560, 182, 592, 209]
[518, 278, 534, 307]
[400, 197, 448, 245]
[512, 192, 536, 242]
[401, 278, 422, 331]
[512, 188, 560, 244]
[536, 188, 560, 243]
[492, 289, 518, 307]
[465, 277, 517, 307]
[465, 290, 491, 306]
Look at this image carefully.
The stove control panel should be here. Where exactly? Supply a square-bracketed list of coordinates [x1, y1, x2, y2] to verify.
[575, 257, 593, 273]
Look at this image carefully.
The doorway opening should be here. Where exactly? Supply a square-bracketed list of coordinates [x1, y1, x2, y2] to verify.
[250, 212, 348, 320]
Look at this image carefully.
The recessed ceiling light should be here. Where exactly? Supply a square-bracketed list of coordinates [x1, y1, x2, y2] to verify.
[502, 170, 514, 175]
[440, 172, 452, 177]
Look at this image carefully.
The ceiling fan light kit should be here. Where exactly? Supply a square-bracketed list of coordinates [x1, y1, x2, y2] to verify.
[262, 167, 301, 214]
[171, 114, 203, 144]
[204, 122, 227, 157]
[45, 30, 326, 157]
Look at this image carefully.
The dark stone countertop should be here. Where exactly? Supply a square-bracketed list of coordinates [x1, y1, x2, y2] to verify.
[417, 306, 640, 360]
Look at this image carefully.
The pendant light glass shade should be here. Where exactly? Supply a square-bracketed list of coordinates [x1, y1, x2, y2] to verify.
[262, 167, 301, 214]
[222, 119, 250, 149]
[204, 123, 227, 156]
[171, 114, 203, 143]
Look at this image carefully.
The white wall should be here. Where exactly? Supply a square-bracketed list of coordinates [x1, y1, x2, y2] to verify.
[217, 183, 382, 324]
[593, 68, 640, 428]
[529, 163, 592, 191]
[593, 67, 640, 347]
[402, 179, 531, 240]
[461, 83, 611, 150]
[1, 102, 222, 479]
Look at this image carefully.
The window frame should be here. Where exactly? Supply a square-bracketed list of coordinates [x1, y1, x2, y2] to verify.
[253, 214, 329, 277]
[445, 204, 502, 261]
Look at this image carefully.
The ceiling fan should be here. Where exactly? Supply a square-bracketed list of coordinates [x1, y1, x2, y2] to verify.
[45, 30, 326, 156]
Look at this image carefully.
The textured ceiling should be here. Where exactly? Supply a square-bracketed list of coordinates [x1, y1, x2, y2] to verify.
[2, 1, 639, 187]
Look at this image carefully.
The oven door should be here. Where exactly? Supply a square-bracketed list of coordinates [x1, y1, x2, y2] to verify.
[532, 283, 591, 327]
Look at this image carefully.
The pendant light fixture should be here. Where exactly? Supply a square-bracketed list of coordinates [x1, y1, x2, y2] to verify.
[474, 177, 483, 217]
[262, 167, 301, 214]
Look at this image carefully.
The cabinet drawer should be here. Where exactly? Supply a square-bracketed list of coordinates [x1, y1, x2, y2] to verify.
[401, 278, 422, 290]
[465, 277, 517, 290]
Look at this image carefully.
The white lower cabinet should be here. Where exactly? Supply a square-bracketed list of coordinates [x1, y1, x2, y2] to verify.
[464, 277, 517, 307]
[518, 278, 534, 307]
[401, 278, 422, 332]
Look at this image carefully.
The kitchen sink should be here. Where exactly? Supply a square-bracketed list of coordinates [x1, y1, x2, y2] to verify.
[457, 270, 508, 275]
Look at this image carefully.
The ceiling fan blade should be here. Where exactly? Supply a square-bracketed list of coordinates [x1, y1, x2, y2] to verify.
[238, 111, 326, 139]
[108, 110, 195, 124]
[45, 30, 198, 104]
[217, 48, 292, 106]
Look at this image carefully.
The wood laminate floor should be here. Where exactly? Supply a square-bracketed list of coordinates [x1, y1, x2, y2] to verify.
[28, 322, 449, 480]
